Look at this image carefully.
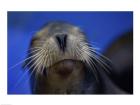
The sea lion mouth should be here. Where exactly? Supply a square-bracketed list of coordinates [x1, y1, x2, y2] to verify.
[47, 59, 83, 78]
[48, 59, 81, 69]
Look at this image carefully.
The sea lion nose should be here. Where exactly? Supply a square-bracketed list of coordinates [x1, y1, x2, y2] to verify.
[56, 34, 67, 52]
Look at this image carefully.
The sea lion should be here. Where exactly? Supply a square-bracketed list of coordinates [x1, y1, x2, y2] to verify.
[104, 31, 133, 94]
[23, 21, 131, 94]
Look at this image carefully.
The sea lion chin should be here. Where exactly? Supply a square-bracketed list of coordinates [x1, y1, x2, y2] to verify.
[48, 59, 82, 78]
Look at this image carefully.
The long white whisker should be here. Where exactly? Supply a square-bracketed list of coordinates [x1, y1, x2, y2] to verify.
[22, 55, 44, 90]
[23, 49, 45, 69]
[27, 47, 43, 51]
[14, 49, 45, 88]
[93, 54, 112, 69]
[22, 48, 47, 89]
[80, 42, 112, 67]
[90, 54, 111, 73]
[85, 43, 112, 63]
[92, 50, 112, 63]
[88, 48, 112, 70]
[26, 49, 42, 55]
[78, 44, 99, 81]
[81, 44, 111, 73]
[36, 51, 46, 75]
[9, 49, 45, 70]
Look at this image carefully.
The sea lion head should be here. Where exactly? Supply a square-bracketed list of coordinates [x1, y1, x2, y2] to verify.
[26, 21, 94, 74]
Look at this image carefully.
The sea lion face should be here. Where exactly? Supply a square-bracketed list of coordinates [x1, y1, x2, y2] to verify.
[29, 22, 91, 73]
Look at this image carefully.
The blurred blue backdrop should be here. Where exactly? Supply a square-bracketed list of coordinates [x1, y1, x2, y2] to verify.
[8, 12, 133, 94]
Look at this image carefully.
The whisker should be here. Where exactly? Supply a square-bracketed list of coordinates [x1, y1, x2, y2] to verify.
[90, 53, 111, 73]
[33, 40, 46, 43]
[26, 49, 42, 55]
[80, 42, 100, 51]
[70, 40, 77, 58]
[94, 53, 112, 69]
[80, 42, 112, 67]
[79, 45, 99, 81]
[34, 44, 55, 78]
[14, 49, 45, 88]
[82, 45, 112, 73]
[14, 68, 30, 88]
[79, 41, 112, 79]
[92, 50, 112, 63]
[23, 49, 45, 69]
[36, 50, 47, 75]
[21, 48, 47, 88]
[89, 49, 112, 70]
[33, 54, 45, 79]
[9, 50, 45, 70]
[22, 57, 43, 90]
[85, 44, 112, 63]
[27, 47, 43, 51]
[86, 57, 99, 82]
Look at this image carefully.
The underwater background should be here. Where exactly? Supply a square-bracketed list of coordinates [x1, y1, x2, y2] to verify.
[8, 12, 133, 94]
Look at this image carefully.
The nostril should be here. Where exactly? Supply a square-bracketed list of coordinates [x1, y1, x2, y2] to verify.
[55, 34, 67, 52]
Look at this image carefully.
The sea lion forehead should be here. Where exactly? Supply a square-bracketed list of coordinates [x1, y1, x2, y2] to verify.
[47, 22, 77, 35]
